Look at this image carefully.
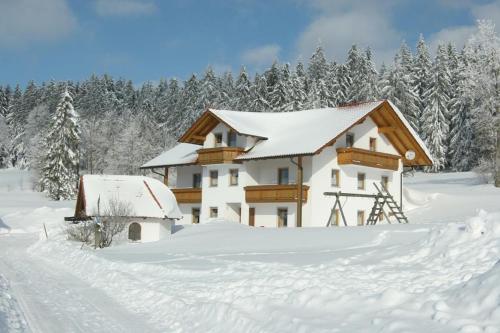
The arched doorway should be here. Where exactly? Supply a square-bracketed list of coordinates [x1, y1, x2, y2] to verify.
[128, 223, 141, 241]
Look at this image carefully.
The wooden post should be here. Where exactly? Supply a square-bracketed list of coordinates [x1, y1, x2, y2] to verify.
[296, 156, 303, 228]
[163, 167, 169, 186]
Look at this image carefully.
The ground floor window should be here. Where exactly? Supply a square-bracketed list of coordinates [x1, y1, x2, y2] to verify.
[357, 210, 365, 226]
[128, 222, 141, 241]
[277, 208, 288, 227]
[192, 208, 200, 224]
[357, 172, 366, 190]
[210, 207, 218, 218]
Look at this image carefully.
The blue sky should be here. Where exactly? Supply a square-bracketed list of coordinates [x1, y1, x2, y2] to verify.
[1, 0, 499, 86]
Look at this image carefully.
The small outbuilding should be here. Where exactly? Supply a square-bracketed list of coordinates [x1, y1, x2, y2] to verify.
[73, 175, 182, 242]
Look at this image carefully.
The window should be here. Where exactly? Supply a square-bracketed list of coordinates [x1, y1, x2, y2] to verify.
[331, 169, 340, 187]
[357, 210, 365, 226]
[277, 208, 288, 227]
[378, 212, 384, 221]
[192, 173, 202, 188]
[369, 137, 377, 151]
[214, 132, 223, 147]
[381, 176, 389, 190]
[192, 208, 200, 224]
[357, 173, 365, 190]
[128, 223, 141, 241]
[346, 133, 355, 148]
[228, 130, 237, 147]
[278, 168, 289, 185]
[210, 207, 218, 218]
[229, 169, 239, 186]
[210, 170, 218, 187]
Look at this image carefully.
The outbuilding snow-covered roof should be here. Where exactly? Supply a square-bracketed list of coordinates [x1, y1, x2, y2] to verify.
[76, 175, 182, 219]
[141, 143, 199, 169]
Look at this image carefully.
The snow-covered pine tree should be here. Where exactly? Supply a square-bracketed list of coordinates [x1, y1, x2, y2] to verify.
[234, 66, 252, 110]
[346, 45, 365, 102]
[413, 34, 432, 136]
[445, 42, 460, 165]
[6, 85, 27, 168]
[422, 44, 452, 172]
[218, 71, 235, 109]
[332, 63, 352, 106]
[463, 20, 500, 173]
[268, 63, 293, 111]
[382, 43, 420, 132]
[250, 73, 270, 112]
[40, 90, 80, 200]
[289, 61, 307, 110]
[198, 66, 222, 110]
[361, 48, 380, 101]
[449, 50, 474, 171]
[308, 46, 329, 82]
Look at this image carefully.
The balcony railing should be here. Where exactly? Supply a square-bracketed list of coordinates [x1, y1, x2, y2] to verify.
[244, 184, 309, 203]
[197, 147, 245, 165]
[171, 188, 202, 203]
[336, 147, 400, 171]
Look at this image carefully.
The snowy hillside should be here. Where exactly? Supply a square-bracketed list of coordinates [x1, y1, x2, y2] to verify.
[1, 169, 500, 332]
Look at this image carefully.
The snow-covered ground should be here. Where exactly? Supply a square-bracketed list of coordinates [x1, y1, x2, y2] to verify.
[1, 169, 499, 332]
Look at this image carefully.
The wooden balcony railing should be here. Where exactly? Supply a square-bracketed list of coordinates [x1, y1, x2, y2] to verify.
[336, 147, 400, 171]
[197, 147, 245, 165]
[244, 184, 309, 203]
[171, 188, 202, 203]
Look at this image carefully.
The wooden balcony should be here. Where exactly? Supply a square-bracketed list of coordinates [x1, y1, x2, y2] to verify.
[337, 147, 400, 171]
[171, 188, 202, 203]
[196, 147, 245, 165]
[244, 184, 309, 203]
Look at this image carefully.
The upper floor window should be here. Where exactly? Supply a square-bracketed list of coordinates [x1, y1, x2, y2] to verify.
[214, 133, 223, 147]
[228, 130, 237, 147]
[278, 168, 289, 185]
[229, 169, 239, 186]
[192, 173, 202, 188]
[369, 137, 377, 151]
[357, 172, 365, 190]
[346, 133, 355, 148]
[331, 169, 340, 187]
[209, 170, 218, 187]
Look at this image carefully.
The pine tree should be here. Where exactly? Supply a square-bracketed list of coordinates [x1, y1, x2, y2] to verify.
[413, 34, 432, 136]
[250, 73, 270, 112]
[382, 43, 420, 131]
[308, 46, 329, 82]
[6, 85, 27, 168]
[40, 90, 80, 200]
[234, 66, 252, 110]
[422, 45, 452, 172]
[449, 51, 474, 171]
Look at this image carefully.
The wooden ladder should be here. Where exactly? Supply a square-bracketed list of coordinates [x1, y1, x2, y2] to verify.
[366, 183, 408, 225]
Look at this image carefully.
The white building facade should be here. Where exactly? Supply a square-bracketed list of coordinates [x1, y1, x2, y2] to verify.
[142, 100, 432, 228]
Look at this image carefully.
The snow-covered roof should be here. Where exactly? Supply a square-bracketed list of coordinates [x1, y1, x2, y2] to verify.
[141, 143, 199, 168]
[211, 101, 384, 160]
[77, 175, 182, 219]
[142, 100, 433, 167]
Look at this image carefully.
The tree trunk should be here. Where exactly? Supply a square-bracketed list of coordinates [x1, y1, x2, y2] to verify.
[495, 127, 500, 187]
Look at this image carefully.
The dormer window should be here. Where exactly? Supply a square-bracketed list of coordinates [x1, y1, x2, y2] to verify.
[369, 137, 377, 151]
[346, 133, 354, 148]
[214, 133, 223, 147]
[228, 130, 237, 147]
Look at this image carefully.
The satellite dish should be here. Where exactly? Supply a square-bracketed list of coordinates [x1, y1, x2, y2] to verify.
[405, 150, 416, 161]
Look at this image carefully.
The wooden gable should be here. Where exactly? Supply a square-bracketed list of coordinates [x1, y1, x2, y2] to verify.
[315, 100, 432, 166]
[369, 101, 432, 166]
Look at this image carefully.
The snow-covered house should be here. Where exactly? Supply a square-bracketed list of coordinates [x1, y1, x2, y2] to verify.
[73, 175, 182, 242]
[141, 100, 432, 227]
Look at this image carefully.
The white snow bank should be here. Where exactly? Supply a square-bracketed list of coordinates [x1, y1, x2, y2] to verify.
[28, 210, 500, 332]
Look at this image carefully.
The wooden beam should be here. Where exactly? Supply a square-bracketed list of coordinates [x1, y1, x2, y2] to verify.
[378, 126, 397, 134]
[191, 135, 205, 141]
[296, 156, 303, 228]
[163, 167, 169, 186]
